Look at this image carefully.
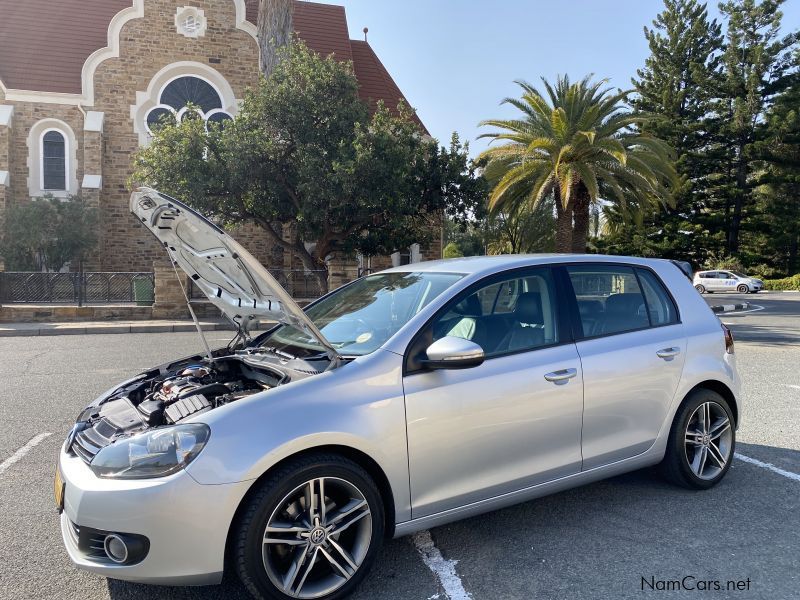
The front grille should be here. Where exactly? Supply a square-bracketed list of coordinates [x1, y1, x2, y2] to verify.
[70, 431, 102, 464]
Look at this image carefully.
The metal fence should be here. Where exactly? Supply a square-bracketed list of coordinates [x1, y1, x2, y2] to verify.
[189, 269, 328, 301]
[0, 272, 155, 304]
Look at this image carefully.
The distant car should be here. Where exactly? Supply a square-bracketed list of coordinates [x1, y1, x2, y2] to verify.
[56, 188, 741, 599]
[693, 270, 763, 294]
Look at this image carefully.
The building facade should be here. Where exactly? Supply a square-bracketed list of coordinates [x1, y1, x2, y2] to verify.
[0, 0, 440, 286]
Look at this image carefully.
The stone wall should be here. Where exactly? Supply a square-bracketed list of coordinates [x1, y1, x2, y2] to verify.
[90, 0, 261, 272]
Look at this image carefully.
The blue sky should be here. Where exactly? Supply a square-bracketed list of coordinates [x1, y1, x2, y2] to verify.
[315, 0, 799, 156]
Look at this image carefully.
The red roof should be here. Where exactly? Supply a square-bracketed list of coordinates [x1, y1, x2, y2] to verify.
[0, 0, 131, 94]
[0, 0, 423, 130]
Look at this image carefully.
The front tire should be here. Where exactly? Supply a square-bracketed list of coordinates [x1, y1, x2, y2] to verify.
[234, 453, 385, 600]
[659, 389, 735, 490]
[737, 284, 749, 293]
[694, 284, 706, 294]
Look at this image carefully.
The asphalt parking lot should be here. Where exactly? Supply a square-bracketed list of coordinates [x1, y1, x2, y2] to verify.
[1, 292, 798, 600]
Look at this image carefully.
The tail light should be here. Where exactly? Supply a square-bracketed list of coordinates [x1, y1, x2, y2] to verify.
[722, 323, 734, 354]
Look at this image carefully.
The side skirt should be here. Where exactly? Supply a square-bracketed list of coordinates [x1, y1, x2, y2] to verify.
[393, 449, 662, 538]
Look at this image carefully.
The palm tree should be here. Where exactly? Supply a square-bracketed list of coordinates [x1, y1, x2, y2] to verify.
[478, 75, 677, 252]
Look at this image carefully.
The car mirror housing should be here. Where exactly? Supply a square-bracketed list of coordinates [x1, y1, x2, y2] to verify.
[422, 336, 485, 370]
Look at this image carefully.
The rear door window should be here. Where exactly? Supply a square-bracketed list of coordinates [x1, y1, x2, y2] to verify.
[566, 265, 649, 337]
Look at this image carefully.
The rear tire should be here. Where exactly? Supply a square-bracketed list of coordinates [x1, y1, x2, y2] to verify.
[234, 453, 385, 600]
[659, 389, 735, 490]
[737, 284, 749, 293]
[694, 284, 706, 294]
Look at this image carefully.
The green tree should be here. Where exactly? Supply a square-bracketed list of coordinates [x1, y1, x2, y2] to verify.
[622, 0, 724, 264]
[1, 195, 97, 271]
[486, 194, 556, 255]
[714, 0, 797, 254]
[443, 242, 464, 258]
[132, 42, 484, 290]
[749, 62, 800, 275]
[478, 76, 677, 253]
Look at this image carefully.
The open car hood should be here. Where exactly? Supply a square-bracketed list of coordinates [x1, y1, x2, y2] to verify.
[130, 187, 338, 360]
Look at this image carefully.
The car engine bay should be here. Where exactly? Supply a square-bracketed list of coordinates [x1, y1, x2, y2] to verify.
[67, 350, 325, 464]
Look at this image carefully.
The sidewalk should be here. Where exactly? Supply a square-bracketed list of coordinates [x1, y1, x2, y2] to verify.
[0, 318, 274, 337]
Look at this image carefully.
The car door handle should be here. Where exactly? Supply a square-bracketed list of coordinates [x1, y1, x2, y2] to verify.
[656, 347, 681, 360]
[544, 368, 577, 384]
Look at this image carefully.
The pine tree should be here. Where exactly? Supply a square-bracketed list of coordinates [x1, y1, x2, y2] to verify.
[749, 59, 800, 275]
[627, 0, 724, 265]
[714, 0, 797, 254]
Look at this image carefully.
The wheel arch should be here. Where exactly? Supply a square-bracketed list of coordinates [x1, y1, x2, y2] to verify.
[686, 380, 739, 427]
[224, 444, 397, 569]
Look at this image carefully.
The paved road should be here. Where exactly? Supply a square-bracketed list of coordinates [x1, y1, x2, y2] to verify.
[1, 294, 799, 599]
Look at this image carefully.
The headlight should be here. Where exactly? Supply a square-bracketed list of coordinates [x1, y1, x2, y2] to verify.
[90, 424, 210, 479]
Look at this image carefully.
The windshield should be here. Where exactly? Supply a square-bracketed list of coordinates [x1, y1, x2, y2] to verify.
[731, 271, 749, 278]
[260, 272, 464, 358]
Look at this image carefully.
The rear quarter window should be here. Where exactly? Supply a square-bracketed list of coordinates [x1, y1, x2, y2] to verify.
[636, 268, 679, 326]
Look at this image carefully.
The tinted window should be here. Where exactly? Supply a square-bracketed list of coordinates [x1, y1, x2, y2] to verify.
[566, 265, 649, 337]
[636, 268, 678, 326]
[42, 131, 66, 190]
[431, 268, 560, 357]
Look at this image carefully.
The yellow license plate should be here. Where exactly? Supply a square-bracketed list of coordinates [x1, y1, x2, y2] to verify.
[54, 464, 65, 512]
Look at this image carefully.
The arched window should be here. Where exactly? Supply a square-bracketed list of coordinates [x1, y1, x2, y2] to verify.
[41, 130, 67, 191]
[143, 75, 233, 135]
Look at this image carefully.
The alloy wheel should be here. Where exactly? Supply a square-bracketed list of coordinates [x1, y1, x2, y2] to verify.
[695, 285, 705, 294]
[684, 401, 732, 480]
[262, 477, 373, 599]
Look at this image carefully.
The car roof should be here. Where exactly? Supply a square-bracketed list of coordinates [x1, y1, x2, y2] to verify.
[381, 254, 674, 278]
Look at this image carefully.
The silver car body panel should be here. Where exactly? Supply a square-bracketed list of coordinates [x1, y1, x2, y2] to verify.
[59, 253, 741, 583]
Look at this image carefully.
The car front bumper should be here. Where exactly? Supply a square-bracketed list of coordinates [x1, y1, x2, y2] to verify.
[58, 447, 252, 585]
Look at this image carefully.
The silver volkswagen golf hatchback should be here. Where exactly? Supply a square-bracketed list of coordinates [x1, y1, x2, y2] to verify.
[56, 189, 740, 600]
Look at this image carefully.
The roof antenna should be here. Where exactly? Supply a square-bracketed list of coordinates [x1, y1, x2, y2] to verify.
[363, 27, 368, 42]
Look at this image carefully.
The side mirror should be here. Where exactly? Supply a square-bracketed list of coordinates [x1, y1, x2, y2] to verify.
[421, 336, 485, 370]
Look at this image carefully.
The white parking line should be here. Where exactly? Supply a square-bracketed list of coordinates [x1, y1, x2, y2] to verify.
[413, 530, 472, 600]
[0, 432, 52, 477]
[735, 453, 800, 482]
[782, 384, 800, 391]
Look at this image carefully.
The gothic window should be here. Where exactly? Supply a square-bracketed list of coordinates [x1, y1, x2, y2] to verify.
[41, 130, 67, 191]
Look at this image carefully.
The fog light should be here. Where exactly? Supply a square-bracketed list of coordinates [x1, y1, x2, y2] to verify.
[104, 534, 129, 564]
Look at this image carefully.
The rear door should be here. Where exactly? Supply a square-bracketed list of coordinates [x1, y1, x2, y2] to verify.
[562, 263, 687, 469]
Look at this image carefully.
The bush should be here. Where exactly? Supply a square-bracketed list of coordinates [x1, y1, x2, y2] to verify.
[1, 195, 97, 271]
[763, 274, 800, 291]
[443, 242, 464, 258]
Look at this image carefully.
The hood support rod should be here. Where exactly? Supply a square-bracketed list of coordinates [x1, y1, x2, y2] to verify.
[170, 257, 213, 361]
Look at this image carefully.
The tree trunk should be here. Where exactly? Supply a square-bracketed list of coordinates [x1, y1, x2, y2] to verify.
[554, 196, 573, 253]
[258, 0, 293, 76]
[571, 184, 590, 253]
[728, 142, 747, 255]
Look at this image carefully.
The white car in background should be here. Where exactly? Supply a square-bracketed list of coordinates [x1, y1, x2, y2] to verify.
[693, 270, 763, 294]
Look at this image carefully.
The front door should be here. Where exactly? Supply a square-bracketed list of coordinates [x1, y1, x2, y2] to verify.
[564, 264, 687, 469]
[403, 267, 584, 518]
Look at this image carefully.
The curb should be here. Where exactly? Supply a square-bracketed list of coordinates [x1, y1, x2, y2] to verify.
[711, 303, 749, 313]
